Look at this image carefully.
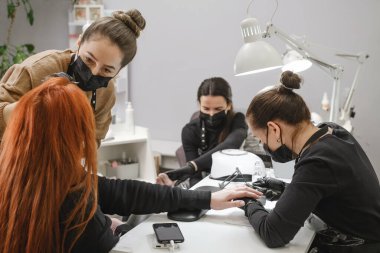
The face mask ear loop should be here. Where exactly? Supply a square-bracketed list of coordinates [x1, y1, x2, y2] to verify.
[74, 47, 79, 61]
[279, 126, 284, 145]
[225, 105, 229, 115]
[275, 124, 285, 145]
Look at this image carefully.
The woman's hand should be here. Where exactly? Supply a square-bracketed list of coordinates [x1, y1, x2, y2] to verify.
[156, 173, 176, 186]
[210, 185, 263, 210]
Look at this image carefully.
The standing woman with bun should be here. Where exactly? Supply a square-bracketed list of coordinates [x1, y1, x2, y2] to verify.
[243, 71, 380, 250]
[0, 9, 146, 146]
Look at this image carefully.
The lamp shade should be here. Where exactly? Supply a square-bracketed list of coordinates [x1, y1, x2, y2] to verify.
[282, 49, 312, 73]
[234, 41, 283, 76]
[234, 17, 282, 76]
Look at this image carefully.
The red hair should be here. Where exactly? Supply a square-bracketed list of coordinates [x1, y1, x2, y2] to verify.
[0, 77, 98, 253]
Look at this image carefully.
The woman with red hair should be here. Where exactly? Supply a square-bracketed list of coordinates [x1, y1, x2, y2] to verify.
[0, 75, 260, 253]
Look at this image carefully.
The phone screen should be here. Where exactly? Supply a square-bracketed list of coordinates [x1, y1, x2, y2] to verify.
[153, 223, 184, 244]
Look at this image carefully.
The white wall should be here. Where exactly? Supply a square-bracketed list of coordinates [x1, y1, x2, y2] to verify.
[1, 0, 379, 177]
[0, 0, 71, 51]
[104, 0, 380, 177]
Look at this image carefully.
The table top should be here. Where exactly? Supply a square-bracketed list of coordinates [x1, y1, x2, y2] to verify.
[111, 177, 315, 253]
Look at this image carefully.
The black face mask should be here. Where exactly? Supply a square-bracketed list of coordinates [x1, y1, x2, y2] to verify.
[200, 110, 227, 128]
[68, 55, 112, 91]
[263, 126, 294, 163]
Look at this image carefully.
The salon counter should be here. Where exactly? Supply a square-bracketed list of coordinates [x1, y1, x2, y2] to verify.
[111, 177, 315, 253]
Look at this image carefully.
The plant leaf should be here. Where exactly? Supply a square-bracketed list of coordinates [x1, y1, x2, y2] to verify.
[0, 45, 8, 56]
[27, 9, 34, 25]
[23, 44, 35, 53]
[7, 2, 16, 19]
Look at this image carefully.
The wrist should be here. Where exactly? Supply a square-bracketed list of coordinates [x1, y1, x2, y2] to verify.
[244, 200, 256, 216]
[187, 161, 197, 172]
[244, 197, 265, 217]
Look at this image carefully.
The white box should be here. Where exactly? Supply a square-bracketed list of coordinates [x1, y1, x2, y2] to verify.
[107, 163, 139, 179]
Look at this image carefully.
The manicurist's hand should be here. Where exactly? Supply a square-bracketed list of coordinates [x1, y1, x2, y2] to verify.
[156, 173, 176, 186]
[210, 185, 263, 210]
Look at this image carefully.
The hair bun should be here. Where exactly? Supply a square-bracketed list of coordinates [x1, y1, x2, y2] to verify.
[280, 70, 302, 90]
[112, 9, 146, 38]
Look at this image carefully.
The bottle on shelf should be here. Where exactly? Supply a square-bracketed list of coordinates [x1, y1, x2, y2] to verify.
[111, 106, 117, 124]
[125, 101, 135, 135]
[121, 151, 127, 164]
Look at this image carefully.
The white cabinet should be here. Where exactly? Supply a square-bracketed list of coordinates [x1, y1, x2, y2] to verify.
[98, 123, 156, 182]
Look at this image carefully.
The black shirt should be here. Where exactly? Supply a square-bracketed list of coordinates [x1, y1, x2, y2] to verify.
[245, 123, 380, 248]
[62, 176, 211, 252]
[181, 112, 248, 171]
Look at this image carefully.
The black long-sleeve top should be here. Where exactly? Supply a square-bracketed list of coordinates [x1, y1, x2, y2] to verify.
[181, 112, 248, 171]
[61, 177, 211, 252]
[245, 123, 380, 248]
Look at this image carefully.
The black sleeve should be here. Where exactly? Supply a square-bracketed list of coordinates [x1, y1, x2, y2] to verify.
[72, 207, 119, 253]
[193, 112, 248, 170]
[61, 190, 118, 253]
[245, 159, 337, 248]
[181, 123, 200, 163]
[97, 176, 211, 216]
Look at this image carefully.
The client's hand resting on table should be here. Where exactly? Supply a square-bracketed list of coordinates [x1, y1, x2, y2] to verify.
[210, 185, 263, 210]
[156, 167, 263, 210]
[157, 174, 262, 209]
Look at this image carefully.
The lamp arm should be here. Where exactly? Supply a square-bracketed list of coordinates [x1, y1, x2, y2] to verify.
[339, 53, 369, 121]
[342, 64, 361, 116]
[264, 23, 345, 122]
[265, 23, 341, 77]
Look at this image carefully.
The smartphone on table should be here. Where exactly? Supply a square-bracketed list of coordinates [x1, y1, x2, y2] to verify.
[152, 223, 185, 244]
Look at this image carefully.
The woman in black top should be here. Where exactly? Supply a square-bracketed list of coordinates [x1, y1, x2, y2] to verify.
[157, 77, 248, 187]
[244, 71, 380, 251]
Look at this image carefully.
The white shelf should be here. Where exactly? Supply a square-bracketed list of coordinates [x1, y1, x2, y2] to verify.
[98, 124, 156, 182]
[100, 125, 148, 147]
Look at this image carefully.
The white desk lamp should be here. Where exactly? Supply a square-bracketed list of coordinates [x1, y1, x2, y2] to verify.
[234, 15, 345, 123]
[234, 18, 283, 76]
[233, 1, 370, 129]
[282, 46, 312, 73]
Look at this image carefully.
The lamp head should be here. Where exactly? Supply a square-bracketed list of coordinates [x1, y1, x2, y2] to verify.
[234, 18, 282, 76]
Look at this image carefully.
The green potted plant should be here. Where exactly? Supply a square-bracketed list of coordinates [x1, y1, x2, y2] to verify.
[0, 0, 35, 78]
